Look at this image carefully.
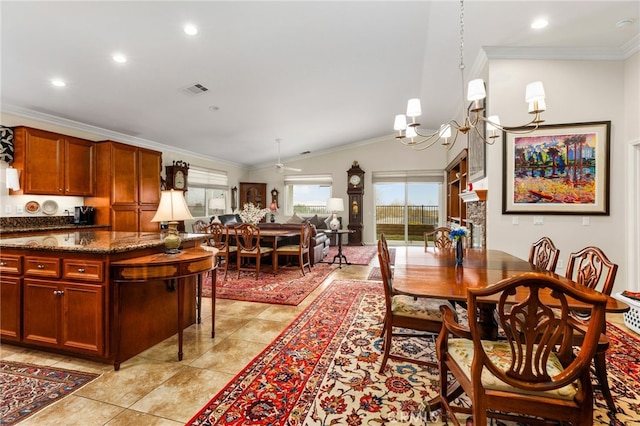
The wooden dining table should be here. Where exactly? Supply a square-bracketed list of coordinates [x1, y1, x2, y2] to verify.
[392, 248, 629, 340]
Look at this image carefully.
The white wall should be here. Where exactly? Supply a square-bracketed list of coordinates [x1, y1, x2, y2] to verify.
[246, 135, 448, 244]
[486, 59, 634, 294]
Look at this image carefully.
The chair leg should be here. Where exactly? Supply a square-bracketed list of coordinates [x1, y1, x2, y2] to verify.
[594, 352, 616, 412]
[379, 321, 392, 373]
[237, 254, 242, 279]
[255, 256, 261, 280]
[222, 255, 229, 280]
[299, 252, 305, 276]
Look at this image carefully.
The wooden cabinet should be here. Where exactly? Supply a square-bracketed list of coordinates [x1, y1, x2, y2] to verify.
[446, 149, 468, 226]
[23, 278, 104, 355]
[11, 126, 95, 196]
[87, 141, 162, 232]
[239, 182, 267, 210]
[0, 255, 22, 341]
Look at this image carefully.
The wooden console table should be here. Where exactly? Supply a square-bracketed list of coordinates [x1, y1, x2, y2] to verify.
[111, 247, 217, 370]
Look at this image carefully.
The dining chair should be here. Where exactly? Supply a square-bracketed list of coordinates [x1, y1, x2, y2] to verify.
[274, 221, 312, 276]
[379, 233, 392, 276]
[235, 223, 274, 280]
[377, 236, 455, 373]
[203, 222, 237, 281]
[528, 236, 560, 272]
[565, 245, 619, 412]
[191, 219, 208, 233]
[437, 272, 608, 426]
[424, 227, 452, 251]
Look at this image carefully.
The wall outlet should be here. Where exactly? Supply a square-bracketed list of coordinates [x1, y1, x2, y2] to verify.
[512, 216, 519, 225]
[16, 205, 24, 213]
[4, 204, 12, 214]
[582, 216, 590, 226]
[557, 259, 564, 270]
[533, 216, 544, 225]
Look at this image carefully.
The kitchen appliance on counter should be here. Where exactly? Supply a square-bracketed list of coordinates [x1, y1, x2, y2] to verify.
[74, 206, 95, 225]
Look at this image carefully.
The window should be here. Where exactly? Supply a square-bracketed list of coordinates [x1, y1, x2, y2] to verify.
[184, 167, 228, 218]
[283, 174, 333, 215]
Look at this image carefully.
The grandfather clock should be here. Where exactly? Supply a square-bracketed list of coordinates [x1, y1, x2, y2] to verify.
[347, 161, 364, 245]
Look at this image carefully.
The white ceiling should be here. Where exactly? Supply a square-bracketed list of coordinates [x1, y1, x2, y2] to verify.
[1, 1, 638, 168]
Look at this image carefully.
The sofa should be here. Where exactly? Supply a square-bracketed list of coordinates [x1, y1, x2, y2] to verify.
[213, 214, 330, 265]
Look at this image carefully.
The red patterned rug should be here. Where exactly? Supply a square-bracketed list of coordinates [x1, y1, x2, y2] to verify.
[187, 280, 640, 425]
[0, 361, 100, 425]
[325, 245, 378, 265]
[202, 263, 335, 305]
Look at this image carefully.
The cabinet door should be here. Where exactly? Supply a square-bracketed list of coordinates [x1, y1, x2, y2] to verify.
[0, 276, 21, 341]
[139, 206, 160, 232]
[61, 283, 104, 355]
[111, 206, 139, 232]
[138, 148, 161, 205]
[111, 143, 139, 205]
[23, 128, 65, 194]
[65, 137, 96, 196]
[23, 279, 60, 347]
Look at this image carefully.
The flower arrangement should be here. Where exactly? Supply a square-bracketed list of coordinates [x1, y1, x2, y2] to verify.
[449, 226, 469, 240]
[239, 202, 270, 225]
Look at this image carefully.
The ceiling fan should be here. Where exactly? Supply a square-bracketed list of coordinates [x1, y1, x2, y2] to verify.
[274, 139, 302, 173]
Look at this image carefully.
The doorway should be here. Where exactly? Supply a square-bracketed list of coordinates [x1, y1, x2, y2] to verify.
[374, 182, 441, 245]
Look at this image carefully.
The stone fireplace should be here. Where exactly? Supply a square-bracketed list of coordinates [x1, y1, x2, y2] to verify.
[461, 189, 487, 249]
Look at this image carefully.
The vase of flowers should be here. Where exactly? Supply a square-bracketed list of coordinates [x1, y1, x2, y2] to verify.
[239, 202, 270, 225]
[450, 226, 469, 266]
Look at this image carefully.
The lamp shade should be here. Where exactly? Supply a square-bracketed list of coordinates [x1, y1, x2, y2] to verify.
[208, 197, 225, 211]
[406, 98, 422, 118]
[326, 198, 344, 213]
[151, 190, 194, 222]
[393, 114, 407, 131]
[467, 79, 486, 101]
[525, 81, 545, 102]
[6, 167, 20, 191]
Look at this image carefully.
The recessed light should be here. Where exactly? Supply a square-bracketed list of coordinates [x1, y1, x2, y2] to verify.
[184, 24, 198, 36]
[112, 53, 127, 63]
[51, 79, 66, 87]
[616, 19, 634, 29]
[531, 18, 548, 30]
[208, 105, 220, 111]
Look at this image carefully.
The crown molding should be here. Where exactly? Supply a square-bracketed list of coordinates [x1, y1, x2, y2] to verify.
[0, 104, 245, 169]
[483, 39, 640, 61]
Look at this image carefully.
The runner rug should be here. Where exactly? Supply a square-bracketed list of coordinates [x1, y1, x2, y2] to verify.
[325, 244, 378, 265]
[202, 263, 335, 305]
[187, 279, 640, 426]
[367, 248, 396, 280]
[0, 361, 100, 425]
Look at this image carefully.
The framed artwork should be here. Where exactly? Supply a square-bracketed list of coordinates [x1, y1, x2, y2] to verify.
[502, 121, 610, 215]
[468, 99, 486, 182]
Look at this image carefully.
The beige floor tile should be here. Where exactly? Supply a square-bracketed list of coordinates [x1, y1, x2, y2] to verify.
[105, 410, 183, 426]
[188, 337, 268, 373]
[228, 318, 292, 344]
[129, 366, 235, 423]
[18, 395, 125, 426]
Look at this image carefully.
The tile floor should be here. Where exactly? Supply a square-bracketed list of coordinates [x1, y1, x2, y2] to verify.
[1, 246, 633, 425]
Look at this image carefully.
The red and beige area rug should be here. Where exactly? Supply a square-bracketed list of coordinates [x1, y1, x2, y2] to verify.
[0, 361, 100, 425]
[202, 263, 335, 305]
[325, 244, 378, 265]
[187, 280, 640, 426]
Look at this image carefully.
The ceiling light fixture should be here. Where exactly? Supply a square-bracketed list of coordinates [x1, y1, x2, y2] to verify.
[112, 53, 127, 63]
[51, 79, 66, 87]
[184, 24, 198, 36]
[393, 0, 546, 151]
[531, 18, 549, 30]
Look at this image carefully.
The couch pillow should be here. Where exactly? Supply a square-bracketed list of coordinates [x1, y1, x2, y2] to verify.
[316, 215, 329, 230]
[286, 213, 305, 224]
[308, 214, 325, 229]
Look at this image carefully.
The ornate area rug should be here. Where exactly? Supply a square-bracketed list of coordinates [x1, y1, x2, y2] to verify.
[325, 244, 378, 265]
[202, 263, 335, 305]
[187, 280, 640, 426]
[0, 361, 100, 425]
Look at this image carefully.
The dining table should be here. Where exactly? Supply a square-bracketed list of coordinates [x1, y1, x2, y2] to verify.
[392, 248, 629, 340]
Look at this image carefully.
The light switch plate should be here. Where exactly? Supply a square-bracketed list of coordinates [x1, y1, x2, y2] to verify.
[4, 204, 12, 213]
[582, 216, 590, 226]
[512, 216, 519, 225]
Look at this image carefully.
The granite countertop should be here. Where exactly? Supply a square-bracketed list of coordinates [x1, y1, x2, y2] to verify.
[0, 231, 205, 254]
[0, 224, 109, 235]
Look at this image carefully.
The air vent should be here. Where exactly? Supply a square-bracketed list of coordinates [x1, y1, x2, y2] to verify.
[300, 150, 311, 155]
[179, 83, 209, 96]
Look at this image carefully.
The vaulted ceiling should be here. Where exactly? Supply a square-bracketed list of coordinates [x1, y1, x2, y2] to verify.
[1, 1, 638, 167]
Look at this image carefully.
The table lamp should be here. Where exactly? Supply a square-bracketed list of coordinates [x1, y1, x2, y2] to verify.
[269, 201, 278, 223]
[151, 190, 194, 253]
[326, 198, 344, 231]
[208, 197, 225, 222]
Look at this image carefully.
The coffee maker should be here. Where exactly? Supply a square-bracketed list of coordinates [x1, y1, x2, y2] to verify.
[74, 206, 95, 225]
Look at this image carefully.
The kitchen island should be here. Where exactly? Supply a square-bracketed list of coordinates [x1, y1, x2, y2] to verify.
[0, 230, 215, 369]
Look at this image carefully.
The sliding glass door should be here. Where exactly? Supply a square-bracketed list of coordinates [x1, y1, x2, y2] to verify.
[374, 181, 441, 244]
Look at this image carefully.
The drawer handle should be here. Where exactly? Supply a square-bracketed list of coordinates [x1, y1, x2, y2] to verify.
[37, 264, 46, 270]
[53, 290, 64, 296]
[0, 262, 7, 267]
[78, 268, 85, 273]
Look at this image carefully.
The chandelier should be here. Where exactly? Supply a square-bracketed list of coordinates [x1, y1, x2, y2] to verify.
[393, 0, 546, 151]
